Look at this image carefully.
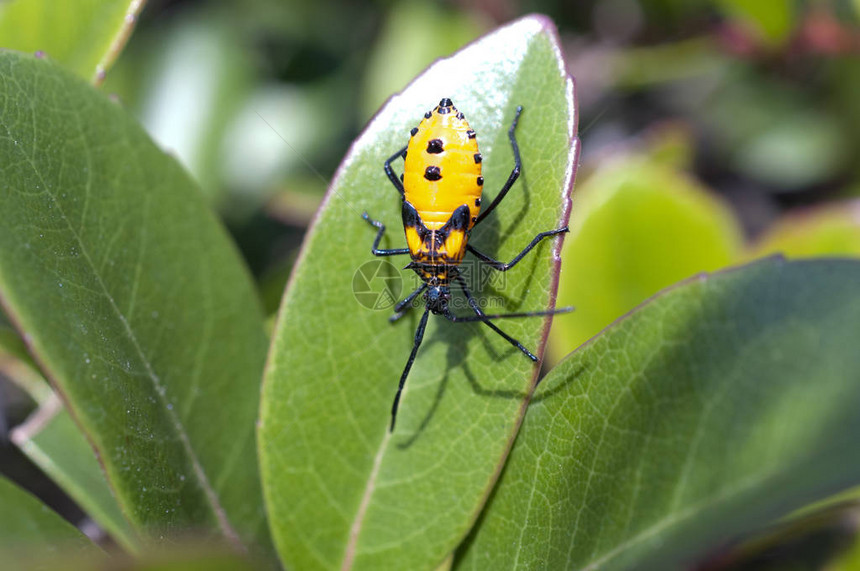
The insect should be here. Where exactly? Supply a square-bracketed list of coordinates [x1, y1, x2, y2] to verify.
[362, 98, 571, 431]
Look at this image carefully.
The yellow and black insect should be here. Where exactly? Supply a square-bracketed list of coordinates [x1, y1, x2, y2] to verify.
[363, 98, 570, 431]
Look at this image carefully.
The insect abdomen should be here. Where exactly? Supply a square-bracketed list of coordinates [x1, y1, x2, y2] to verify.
[403, 99, 483, 230]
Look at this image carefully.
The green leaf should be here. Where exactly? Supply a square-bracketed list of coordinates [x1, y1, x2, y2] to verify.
[0, 348, 51, 404]
[260, 16, 577, 571]
[0, 0, 144, 83]
[747, 201, 860, 260]
[548, 156, 742, 361]
[0, 52, 271, 554]
[107, 548, 263, 571]
[12, 397, 139, 552]
[3, 310, 132, 550]
[0, 314, 39, 376]
[2, 330, 135, 550]
[0, 475, 99, 558]
[713, 502, 860, 569]
[457, 258, 860, 569]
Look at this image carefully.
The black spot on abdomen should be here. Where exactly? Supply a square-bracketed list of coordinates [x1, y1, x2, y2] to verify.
[424, 166, 442, 181]
[426, 139, 444, 154]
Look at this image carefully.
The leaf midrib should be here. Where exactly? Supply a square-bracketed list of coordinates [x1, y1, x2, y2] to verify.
[341, 430, 391, 570]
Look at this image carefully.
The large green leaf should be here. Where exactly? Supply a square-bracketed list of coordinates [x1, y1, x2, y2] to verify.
[0, 475, 99, 559]
[549, 156, 742, 361]
[456, 258, 860, 569]
[0, 52, 271, 554]
[260, 16, 577, 571]
[0, 0, 144, 83]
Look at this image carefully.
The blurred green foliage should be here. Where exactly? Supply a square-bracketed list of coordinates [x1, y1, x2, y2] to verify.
[549, 153, 743, 362]
[360, 1, 484, 120]
[748, 201, 860, 260]
[716, 0, 796, 46]
[85, 0, 860, 294]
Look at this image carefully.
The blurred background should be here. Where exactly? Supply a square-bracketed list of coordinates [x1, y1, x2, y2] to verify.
[95, 0, 860, 354]
[2, 0, 860, 566]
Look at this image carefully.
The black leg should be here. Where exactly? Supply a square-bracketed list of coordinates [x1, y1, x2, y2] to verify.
[389, 283, 427, 323]
[362, 212, 410, 256]
[446, 276, 538, 362]
[474, 106, 523, 226]
[390, 306, 431, 431]
[384, 145, 408, 198]
[467, 226, 568, 271]
[443, 306, 574, 323]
